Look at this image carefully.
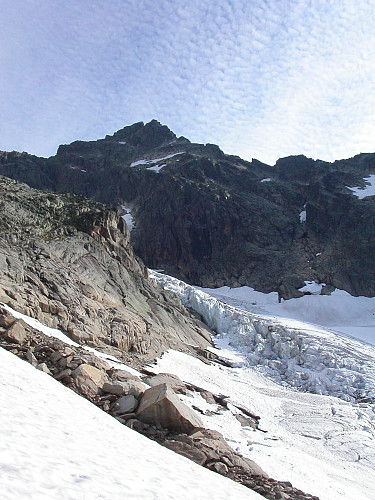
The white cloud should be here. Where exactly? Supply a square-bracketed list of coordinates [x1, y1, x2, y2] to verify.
[0, 0, 374, 164]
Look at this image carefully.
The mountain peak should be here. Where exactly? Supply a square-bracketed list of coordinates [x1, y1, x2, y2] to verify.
[113, 119, 176, 148]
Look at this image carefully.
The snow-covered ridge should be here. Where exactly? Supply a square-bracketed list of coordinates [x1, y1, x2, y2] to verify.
[150, 271, 375, 404]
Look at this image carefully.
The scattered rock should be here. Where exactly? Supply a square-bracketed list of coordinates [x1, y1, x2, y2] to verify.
[26, 349, 38, 367]
[55, 368, 72, 381]
[207, 461, 229, 475]
[125, 419, 147, 432]
[111, 395, 138, 414]
[36, 363, 51, 374]
[163, 440, 206, 465]
[235, 413, 258, 429]
[0, 309, 16, 328]
[110, 369, 139, 382]
[199, 389, 216, 405]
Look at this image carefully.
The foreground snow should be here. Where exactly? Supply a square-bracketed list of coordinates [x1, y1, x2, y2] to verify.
[153, 349, 375, 500]
[0, 347, 259, 500]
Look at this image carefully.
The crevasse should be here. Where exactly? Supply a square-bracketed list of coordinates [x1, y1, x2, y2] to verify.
[150, 270, 375, 405]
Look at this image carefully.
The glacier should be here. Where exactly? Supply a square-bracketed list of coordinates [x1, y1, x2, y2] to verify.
[150, 270, 375, 404]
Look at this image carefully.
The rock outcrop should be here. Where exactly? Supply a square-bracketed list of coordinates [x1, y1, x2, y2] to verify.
[136, 383, 204, 434]
[0, 176, 213, 367]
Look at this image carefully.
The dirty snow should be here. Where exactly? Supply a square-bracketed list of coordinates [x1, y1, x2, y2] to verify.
[0, 347, 258, 500]
[299, 204, 306, 223]
[347, 174, 375, 199]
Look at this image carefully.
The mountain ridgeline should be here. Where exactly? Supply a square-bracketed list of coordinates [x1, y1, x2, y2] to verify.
[1, 119, 375, 299]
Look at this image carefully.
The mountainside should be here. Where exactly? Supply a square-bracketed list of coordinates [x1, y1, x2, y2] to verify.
[0, 175, 212, 368]
[1, 120, 375, 298]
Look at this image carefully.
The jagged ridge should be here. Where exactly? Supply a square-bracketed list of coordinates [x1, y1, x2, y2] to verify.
[1, 120, 375, 298]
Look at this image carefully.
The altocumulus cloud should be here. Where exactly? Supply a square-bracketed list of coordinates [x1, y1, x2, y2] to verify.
[0, 0, 374, 164]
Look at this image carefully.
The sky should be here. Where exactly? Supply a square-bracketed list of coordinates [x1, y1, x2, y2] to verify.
[1, 0, 375, 165]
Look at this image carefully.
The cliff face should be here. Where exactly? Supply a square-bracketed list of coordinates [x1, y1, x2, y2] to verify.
[1, 120, 375, 298]
[0, 176, 212, 367]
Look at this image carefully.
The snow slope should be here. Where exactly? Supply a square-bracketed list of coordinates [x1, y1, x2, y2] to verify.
[129, 152, 184, 168]
[0, 347, 259, 500]
[153, 349, 375, 500]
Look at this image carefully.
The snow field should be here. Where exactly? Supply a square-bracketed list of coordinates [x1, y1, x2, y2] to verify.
[0, 347, 259, 500]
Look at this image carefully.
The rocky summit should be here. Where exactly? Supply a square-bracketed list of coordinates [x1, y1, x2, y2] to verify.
[1, 119, 375, 299]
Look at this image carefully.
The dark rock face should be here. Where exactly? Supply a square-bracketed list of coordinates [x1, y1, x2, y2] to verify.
[1, 120, 375, 298]
[0, 176, 213, 367]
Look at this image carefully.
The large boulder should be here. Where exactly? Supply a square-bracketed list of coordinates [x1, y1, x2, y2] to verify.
[0, 308, 16, 328]
[111, 395, 138, 415]
[137, 383, 203, 434]
[4, 320, 27, 344]
[72, 364, 106, 396]
[144, 373, 187, 394]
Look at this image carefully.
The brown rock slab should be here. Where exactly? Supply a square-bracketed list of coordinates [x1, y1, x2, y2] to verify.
[5, 320, 27, 344]
[72, 364, 106, 395]
[163, 440, 206, 465]
[111, 369, 139, 382]
[137, 383, 203, 434]
[102, 381, 128, 396]
[144, 373, 187, 394]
